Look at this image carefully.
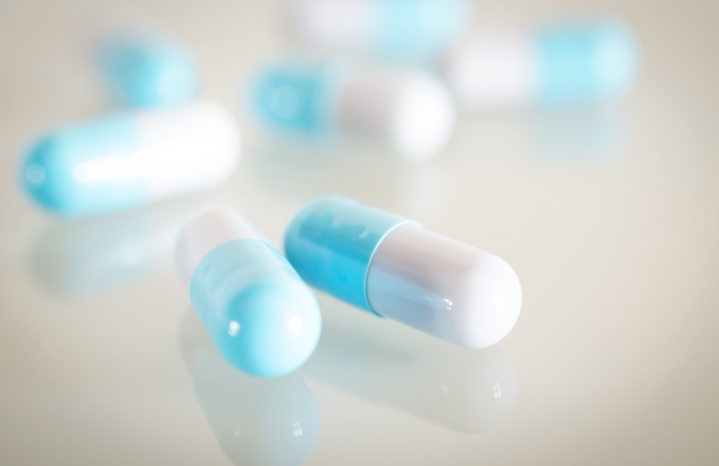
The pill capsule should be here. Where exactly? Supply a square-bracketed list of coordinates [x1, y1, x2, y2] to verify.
[290, 0, 470, 60]
[284, 195, 522, 348]
[175, 207, 322, 377]
[21, 101, 240, 217]
[445, 20, 640, 108]
[96, 30, 198, 107]
[253, 62, 455, 158]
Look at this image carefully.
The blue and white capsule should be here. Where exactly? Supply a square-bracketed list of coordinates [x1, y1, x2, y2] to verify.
[96, 30, 198, 107]
[175, 207, 322, 378]
[445, 20, 640, 108]
[21, 101, 240, 217]
[284, 195, 522, 348]
[252, 62, 455, 158]
[290, 0, 470, 60]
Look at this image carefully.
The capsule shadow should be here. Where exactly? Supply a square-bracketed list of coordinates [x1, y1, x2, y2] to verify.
[302, 297, 519, 433]
[179, 310, 322, 466]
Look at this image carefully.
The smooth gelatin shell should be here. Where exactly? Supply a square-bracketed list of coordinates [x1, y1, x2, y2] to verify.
[20, 118, 147, 216]
[190, 238, 322, 377]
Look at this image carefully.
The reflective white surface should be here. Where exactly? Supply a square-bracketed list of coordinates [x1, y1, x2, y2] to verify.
[1, 0, 718, 465]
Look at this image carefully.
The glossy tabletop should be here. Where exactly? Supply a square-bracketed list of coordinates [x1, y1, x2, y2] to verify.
[0, 0, 718, 465]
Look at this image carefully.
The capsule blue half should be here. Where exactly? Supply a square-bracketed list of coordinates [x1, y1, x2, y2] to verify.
[97, 32, 198, 107]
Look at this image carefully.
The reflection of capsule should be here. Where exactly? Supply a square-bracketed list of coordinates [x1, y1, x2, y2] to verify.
[445, 20, 640, 108]
[96, 29, 198, 107]
[303, 305, 518, 432]
[289, 0, 470, 60]
[284, 195, 522, 348]
[175, 207, 322, 377]
[252, 62, 455, 159]
[29, 203, 190, 297]
[21, 101, 240, 217]
[180, 311, 321, 466]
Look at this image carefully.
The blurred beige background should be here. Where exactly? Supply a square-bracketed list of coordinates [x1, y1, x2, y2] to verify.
[1, 0, 718, 465]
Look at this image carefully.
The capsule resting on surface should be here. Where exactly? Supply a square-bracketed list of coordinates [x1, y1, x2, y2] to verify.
[253, 62, 455, 158]
[21, 101, 240, 217]
[284, 195, 522, 348]
[445, 20, 640, 108]
[175, 207, 322, 377]
[96, 30, 198, 107]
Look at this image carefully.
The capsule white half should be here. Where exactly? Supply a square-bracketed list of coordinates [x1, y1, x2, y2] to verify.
[21, 101, 240, 216]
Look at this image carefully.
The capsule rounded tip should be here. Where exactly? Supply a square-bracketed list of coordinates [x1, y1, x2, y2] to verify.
[208, 274, 323, 378]
[455, 252, 522, 348]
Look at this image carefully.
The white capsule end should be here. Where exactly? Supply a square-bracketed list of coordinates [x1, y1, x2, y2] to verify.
[367, 225, 522, 348]
[174, 207, 264, 288]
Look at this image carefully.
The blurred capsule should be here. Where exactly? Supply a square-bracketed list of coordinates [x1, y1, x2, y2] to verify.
[21, 101, 240, 217]
[175, 207, 322, 377]
[289, 0, 470, 60]
[252, 61, 455, 159]
[180, 311, 321, 466]
[96, 29, 198, 107]
[445, 20, 640, 108]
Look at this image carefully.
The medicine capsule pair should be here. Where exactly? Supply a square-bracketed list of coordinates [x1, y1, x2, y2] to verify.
[177, 196, 522, 377]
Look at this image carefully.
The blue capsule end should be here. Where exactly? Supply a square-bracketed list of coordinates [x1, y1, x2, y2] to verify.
[20, 116, 148, 216]
[190, 238, 322, 378]
[537, 20, 640, 105]
[98, 35, 198, 107]
[284, 195, 418, 315]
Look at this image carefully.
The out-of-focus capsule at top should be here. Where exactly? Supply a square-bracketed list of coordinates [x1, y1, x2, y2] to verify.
[289, 0, 471, 61]
[175, 207, 322, 377]
[21, 101, 240, 217]
[284, 195, 522, 348]
[95, 29, 198, 107]
[444, 20, 640, 108]
[252, 61, 455, 159]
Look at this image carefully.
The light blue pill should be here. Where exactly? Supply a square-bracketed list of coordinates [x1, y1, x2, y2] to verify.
[537, 20, 640, 105]
[189, 238, 322, 378]
[252, 63, 342, 135]
[98, 34, 198, 107]
[21, 115, 147, 216]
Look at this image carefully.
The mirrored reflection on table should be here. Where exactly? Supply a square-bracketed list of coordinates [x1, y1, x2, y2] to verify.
[179, 311, 322, 466]
[28, 200, 202, 297]
[303, 298, 518, 433]
[530, 108, 627, 162]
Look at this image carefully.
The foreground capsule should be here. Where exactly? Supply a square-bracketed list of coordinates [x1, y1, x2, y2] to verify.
[21, 101, 240, 217]
[175, 207, 322, 377]
[96, 29, 198, 107]
[284, 195, 522, 348]
[445, 20, 640, 108]
[253, 62, 455, 158]
[290, 0, 470, 60]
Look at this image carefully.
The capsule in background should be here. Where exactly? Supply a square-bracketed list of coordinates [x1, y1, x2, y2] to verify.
[21, 101, 240, 217]
[284, 195, 522, 348]
[289, 0, 470, 60]
[252, 62, 455, 159]
[445, 20, 640, 108]
[175, 207, 322, 377]
[96, 29, 198, 107]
